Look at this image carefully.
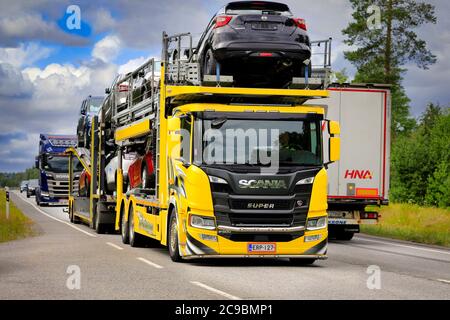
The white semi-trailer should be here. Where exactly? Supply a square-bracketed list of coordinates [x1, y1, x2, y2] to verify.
[313, 84, 391, 240]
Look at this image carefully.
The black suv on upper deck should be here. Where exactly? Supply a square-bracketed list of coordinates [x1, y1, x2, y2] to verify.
[76, 95, 103, 149]
[194, 1, 311, 87]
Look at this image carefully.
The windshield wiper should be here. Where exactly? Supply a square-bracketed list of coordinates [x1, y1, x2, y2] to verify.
[278, 161, 320, 167]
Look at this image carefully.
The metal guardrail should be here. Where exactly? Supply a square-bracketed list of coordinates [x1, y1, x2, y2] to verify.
[110, 58, 159, 126]
[162, 32, 201, 85]
[310, 38, 333, 88]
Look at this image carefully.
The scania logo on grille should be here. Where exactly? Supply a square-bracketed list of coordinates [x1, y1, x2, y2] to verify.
[238, 179, 287, 189]
[247, 202, 275, 209]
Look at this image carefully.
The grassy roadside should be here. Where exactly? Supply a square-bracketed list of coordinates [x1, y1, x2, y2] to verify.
[0, 189, 37, 243]
[361, 203, 450, 247]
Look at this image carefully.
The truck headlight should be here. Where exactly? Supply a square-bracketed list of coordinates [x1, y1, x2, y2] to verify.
[190, 215, 216, 230]
[307, 216, 327, 230]
[208, 175, 228, 184]
[40, 191, 49, 197]
[296, 177, 314, 185]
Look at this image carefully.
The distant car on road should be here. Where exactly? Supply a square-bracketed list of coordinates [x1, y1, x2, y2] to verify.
[26, 179, 39, 198]
[20, 180, 29, 193]
[194, 1, 311, 87]
[77, 96, 104, 149]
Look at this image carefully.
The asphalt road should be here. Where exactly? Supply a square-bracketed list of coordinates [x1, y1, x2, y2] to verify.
[1, 190, 449, 300]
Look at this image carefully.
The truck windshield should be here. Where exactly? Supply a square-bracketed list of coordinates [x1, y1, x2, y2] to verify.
[195, 118, 322, 167]
[43, 156, 83, 173]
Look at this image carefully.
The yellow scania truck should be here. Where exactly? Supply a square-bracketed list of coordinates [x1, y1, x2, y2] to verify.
[67, 33, 340, 264]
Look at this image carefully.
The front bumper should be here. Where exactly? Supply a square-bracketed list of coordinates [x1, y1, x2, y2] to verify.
[39, 195, 69, 206]
[181, 222, 328, 259]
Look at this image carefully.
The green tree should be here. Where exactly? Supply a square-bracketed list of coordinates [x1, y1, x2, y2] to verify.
[390, 105, 450, 207]
[0, 168, 39, 188]
[332, 68, 348, 84]
[343, 0, 436, 138]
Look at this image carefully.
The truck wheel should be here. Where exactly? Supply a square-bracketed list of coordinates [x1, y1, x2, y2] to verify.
[168, 210, 182, 262]
[128, 205, 144, 247]
[69, 203, 74, 222]
[27, 192, 30, 198]
[121, 204, 129, 244]
[203, 48, 217, 76]
[141, 164, 151, 189]
[95, 209, 106, 234]
[289, 258, 316, 265]
[85, 177, 90, 197]
[336, 232, 354, 241]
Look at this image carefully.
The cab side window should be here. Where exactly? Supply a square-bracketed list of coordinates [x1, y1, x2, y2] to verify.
[180, 116, 192, 163]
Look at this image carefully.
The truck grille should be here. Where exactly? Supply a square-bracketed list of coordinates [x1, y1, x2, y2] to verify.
[230, 212, 293, 226]
[230, 199, 293, 211]
[47, 178, 79, 198]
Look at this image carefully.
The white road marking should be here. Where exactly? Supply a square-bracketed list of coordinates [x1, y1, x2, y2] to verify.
[106, 242, 124, 250]
[190, 281, 242, 300]
[18, 193, 97, 238]
[356, 237, 450, 256]
[437, 279, 450, 284]
[137, 257, 164, 269]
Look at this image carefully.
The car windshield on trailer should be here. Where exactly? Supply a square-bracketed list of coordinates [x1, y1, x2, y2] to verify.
[88, 97, 103, 114]
[225, 1, 292, 16]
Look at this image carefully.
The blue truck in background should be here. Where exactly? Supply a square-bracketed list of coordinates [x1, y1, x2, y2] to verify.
[35, 134, 83, 206]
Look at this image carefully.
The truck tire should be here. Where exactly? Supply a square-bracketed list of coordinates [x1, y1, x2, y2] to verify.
[336, 231, 354, 241]
[289, 258, 316, 265]
[85, 176, 90, 197]
[69, 202, 80, 224]
[141, 163, 153, 189]
[168, 209, 182, 262]
[26, 192, 30, 198]
[120, 204, 130, 244]
[128, 204, 145, 247]
[94, 210, 106, 234]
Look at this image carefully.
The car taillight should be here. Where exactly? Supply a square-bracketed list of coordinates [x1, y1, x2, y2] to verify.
[215, 15, 232, 29]
[293, 18, 307, 31]
[259, 52, 273, 57]
[118, 84, 128, 92]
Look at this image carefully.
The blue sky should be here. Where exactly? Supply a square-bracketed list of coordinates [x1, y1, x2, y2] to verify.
[0, 0, 449, 172]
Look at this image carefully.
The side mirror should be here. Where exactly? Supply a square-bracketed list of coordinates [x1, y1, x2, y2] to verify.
[328, 120, 340, 163]
[35, 156, 39, 169]
[105, 88, 111, 94]
[328, 120, 340, 135]
[80, 108, 86, 116]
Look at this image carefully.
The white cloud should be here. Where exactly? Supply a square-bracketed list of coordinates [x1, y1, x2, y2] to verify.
[118, 56, 150, 74]
[92, 34, 122, 63]
[0, 63, 33, 97]
[0, 13, 88, 46]
[90, 8, 117, 33]
[0, 42, 52, 68]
